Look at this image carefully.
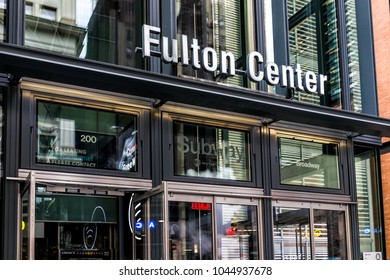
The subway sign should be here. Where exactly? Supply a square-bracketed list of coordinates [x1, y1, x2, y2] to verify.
[138, 24, 327, 96]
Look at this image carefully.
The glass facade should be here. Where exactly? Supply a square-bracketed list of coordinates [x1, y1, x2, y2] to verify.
[0, 0, 385, 262]
[37, 101, 138, 172]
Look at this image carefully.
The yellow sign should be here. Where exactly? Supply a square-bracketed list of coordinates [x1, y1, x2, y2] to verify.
[21, 220, 25, 231]
[314, 229, 321, 237]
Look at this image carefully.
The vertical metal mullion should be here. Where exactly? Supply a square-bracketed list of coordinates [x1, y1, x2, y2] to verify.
[309, 205, 315, 260]
[28, 171, 36, 260]
[6, 0, 25, 45]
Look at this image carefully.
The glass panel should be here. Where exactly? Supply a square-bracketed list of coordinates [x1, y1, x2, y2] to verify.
[0, 0, 5, 42]
[278, 137, 340, 189]
[21, 189, 31, 260]
[35, 222, 117, 260]
[216, 204, 258, 260]
[174, 121, 251, 181]
[24, 0, 144, 68]
[354, 146, 383, 258]
[176, 0, 255, 88]
[345, 0, 362, 112]
[273, 207, 311, 260]
[36, 101, 138, 172]
[35, 192, 118, 223]
[150, 193, 164, 260]
[287, 0, 341, 108]
[313, 209, 346, 260]
[168, 201, 213, 260]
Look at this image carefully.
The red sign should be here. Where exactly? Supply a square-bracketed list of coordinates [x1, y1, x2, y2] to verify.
[191, 202, 211, 211]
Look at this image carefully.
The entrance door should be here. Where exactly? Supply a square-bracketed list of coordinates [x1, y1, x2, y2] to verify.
[167, 194, 261, 260]
[19, 177, 120, 260]
[272, 201, 350, 260]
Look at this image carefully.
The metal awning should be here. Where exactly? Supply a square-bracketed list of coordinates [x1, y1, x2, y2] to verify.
[0, 44, 389, 137]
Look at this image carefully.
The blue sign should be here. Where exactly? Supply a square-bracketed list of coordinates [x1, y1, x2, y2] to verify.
[148, 220, 156, 230]
[364, 227, 371, 234]
[135, 221, 144, 230]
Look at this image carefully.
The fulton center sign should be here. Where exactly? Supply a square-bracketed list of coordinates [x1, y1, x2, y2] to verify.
[138, 24, 327, 96]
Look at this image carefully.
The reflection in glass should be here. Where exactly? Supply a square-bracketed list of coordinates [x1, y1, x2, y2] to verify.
[216, 204, 258, 260]
[169, 201, 213, 260]
[175, 0, 255, 88]
[273, 207, 311, 260]
[35, 222, 117, 260]
[313, 209, 346, 260]
[287, 0, 341, 107]
[273, 206, 347, 260]
[36, 101, 137, 172]
[174, 121, 251, 181]
[24, 0, 144, 68]
[0, 0, 5, 42]
[354, 146, 383, 257]
[278, 137, 340, 189]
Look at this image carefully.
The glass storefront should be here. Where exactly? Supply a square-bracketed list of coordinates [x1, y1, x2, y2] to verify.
[37, 101, 138, 172]
[174, 121, 251, 181]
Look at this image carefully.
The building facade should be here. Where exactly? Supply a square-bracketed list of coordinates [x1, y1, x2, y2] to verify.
[0, 0, 389, 260]
[372, 0, 390, 256]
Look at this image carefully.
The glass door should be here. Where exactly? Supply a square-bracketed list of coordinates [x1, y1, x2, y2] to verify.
[167, 194, 261, 260]
[272, 201, 349, 260]
[168, 195, 213, 260]
[215, 197, 260, 260]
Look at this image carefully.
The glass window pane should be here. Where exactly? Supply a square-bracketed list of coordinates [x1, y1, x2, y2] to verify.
[35, 192, 118, 222]
[168, 201, 213, 260]
[345, 0, 363, 112]
[287, 0, 341, 107]
[278, 136, 340, 189]
[174, 121, 251, 181]
[313, 209, 346, 260]
[354, 146, 384, 257]
[216, 204, 259, 260]
[0, 0, 5, 42]
[24, 0, 144, 68]
[36, 101, 138, 172]
[176, 0, 256, 88]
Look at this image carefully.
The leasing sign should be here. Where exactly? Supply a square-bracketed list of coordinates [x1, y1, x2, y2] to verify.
[138, 24, 328, 96]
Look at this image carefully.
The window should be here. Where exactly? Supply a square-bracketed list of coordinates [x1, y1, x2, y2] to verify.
[275, 134, 341, 190]
[287, 0, 341, 107]
[173, 121, 251, 182]
[24, 0, 144, 67]
[36, 101, 138, 172]
[354, 146, 384, 258]
[40, 5, 56, 21]
[0, 0, 5, 42]
[175, 0, 256, 88]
